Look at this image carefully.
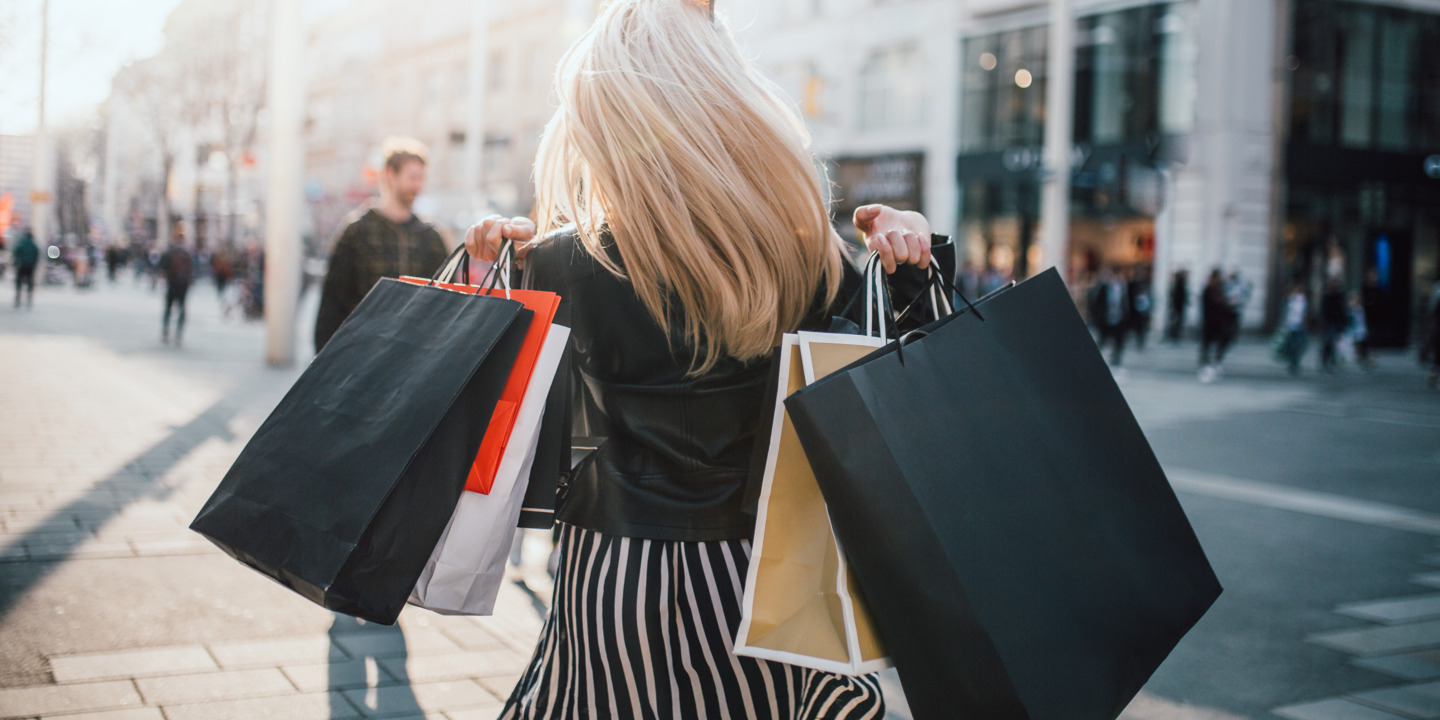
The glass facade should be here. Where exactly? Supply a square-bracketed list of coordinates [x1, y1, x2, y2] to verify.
[1290, 1, 1440, 153]
[1284, 0, 1440, 346]
[956, 2, 1195, 288]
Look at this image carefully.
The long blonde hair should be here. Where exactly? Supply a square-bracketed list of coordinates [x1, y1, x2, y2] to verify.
[534, 0, 842, 374]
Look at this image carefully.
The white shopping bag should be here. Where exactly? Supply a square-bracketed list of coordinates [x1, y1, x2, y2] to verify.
[734, 332, 891, 676]
[409, 325, 571, 616]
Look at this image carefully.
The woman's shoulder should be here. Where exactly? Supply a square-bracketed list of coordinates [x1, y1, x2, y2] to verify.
[525, 225, 609, 291]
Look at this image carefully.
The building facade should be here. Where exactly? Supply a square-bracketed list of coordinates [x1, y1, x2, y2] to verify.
[304, 0, 596, 252]
[730, 0, 1440, 341]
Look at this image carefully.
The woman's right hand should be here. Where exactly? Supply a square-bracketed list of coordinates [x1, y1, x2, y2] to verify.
[464, 215, 538, 263]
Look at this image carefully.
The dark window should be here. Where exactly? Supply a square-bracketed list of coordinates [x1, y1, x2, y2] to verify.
[1289, 0, 1440, 153]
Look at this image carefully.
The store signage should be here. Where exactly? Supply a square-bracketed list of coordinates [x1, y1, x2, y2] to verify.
[1000, 144, 1092, 175]
[1425, 155, 1440, 180]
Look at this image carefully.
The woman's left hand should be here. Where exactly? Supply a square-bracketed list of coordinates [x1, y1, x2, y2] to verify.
[854, 204, 932, 274]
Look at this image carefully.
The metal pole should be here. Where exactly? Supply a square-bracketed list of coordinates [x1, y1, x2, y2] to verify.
[264, 0, 304, 366]
[462, 0, 489, 218]
[1039, 0, 1075, 281]
[30, 0, 52, 249]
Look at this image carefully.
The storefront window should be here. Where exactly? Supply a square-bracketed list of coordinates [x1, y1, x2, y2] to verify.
[1158, 5, 1197, 135]
[1376, 14, 1417, 152]
[1290, 0, 1440, 153]
[959, 27, 1047, 152]
[1338, 7, 1376, 148]
[858, 45, 927, 132]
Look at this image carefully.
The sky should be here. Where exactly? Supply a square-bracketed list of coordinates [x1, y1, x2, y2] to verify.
[0, 0, 185, 136]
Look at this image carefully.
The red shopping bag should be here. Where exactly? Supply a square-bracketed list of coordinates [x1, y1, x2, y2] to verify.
[401, 276, 561, 493]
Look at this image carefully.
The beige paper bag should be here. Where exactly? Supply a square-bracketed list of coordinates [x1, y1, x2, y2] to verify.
[734, 333, 890, 675]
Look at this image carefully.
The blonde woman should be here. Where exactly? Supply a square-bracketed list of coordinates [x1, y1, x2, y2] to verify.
[465, 1, 944, 717]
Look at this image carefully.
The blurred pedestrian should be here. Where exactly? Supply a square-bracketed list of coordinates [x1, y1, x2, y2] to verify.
[1341, 292, 1367, 368]
[159, 233, 195, 345]
[1359, 269, 1382, 368]
[1282, 283, 1309, 376]
[1425, 273, 1440, 388]
[1128, 266, 1153, 351]
[1089, 266, 1130, 366]
[211, 249, 233, 302]
[11, 223, 38, 309]
[314, 137, 447, 352]
[1198, 269, 1231, 381]
[105, 245, 121, 283]
[1319, 277, 1346, 373]
[1166, 268, 1189, 342]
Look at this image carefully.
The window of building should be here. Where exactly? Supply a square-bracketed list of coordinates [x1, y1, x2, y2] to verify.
[1290, 0, 1440, 153]
[960, 26, 1048, 153]
[858, 45, 927, 132]
[425, 69, 445, 109]
[488, 51, 506, 91]
[452, 65, 469, 105]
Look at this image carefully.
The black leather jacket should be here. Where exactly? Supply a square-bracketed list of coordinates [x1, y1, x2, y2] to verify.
[522, 228, 953, 542]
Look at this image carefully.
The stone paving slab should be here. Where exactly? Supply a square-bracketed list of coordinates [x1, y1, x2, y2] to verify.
[376, 649, 528, 685]
[281, 660, 400, 694]
[49, 645, 218, 683]
[1273, 698, 1412, 720]
[435, 624, 508, 652]
[1338, 594, 1440, 625]
[0, 681, 144, 718]
[1309, 620, 1440, 657]
[43, 709, 167, 720]
[160, 691, 358, 720]
[207, 636, 350, 668]
[343, 680, 501, 717]
[331, 631, 462, 660]
[132, 668, 296, 705]
[1353, 650, 1440, 682]
[1349, 681, 1440, 718]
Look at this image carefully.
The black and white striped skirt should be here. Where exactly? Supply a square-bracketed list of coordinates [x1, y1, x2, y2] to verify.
[499, 523, 886, 720]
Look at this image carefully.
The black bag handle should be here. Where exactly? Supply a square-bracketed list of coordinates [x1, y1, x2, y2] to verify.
[894, 264, 985, 328]
[430, 244, 472, 286]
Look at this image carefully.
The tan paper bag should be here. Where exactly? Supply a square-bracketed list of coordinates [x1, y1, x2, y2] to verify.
[734, 332, 890, 675]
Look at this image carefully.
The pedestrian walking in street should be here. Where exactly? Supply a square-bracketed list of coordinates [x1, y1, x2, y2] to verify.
[1342, 292, 1368, 368]
[314, 137, 448, 352]
[11, 221, 38, 309]
[1282, 283, 1309, 376]
[1089, 266, 1130, 367]
[159, 234, 194, 345]
[1319, 277, 1347, 373]
[462, 1, 941, 716]
[1425, 273, 1440, 388]
[1129, 266, 1154, 351]
[1198, 269, 1232, 381]
[1166, 268, 1190, 342]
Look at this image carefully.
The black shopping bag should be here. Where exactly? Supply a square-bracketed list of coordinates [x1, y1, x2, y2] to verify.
[190, 277, 531, 624]
[784, 268, 1221, 720]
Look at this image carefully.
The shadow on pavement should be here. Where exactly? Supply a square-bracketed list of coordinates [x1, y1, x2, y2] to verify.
[327, 614, 423, 719]
[0, 391, 244, 621]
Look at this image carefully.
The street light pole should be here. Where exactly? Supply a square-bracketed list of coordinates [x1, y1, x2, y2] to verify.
[30, 0, 53, 248]
[263, 0, 304, 366]
[462, 0, 489, 220]
[1039, 0, 1075, 282]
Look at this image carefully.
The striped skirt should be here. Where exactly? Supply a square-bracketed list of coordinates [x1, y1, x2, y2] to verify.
[498, 523, 886, 720]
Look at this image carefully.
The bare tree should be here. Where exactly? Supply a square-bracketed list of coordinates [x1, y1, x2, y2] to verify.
[112, 0, 266, 249]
